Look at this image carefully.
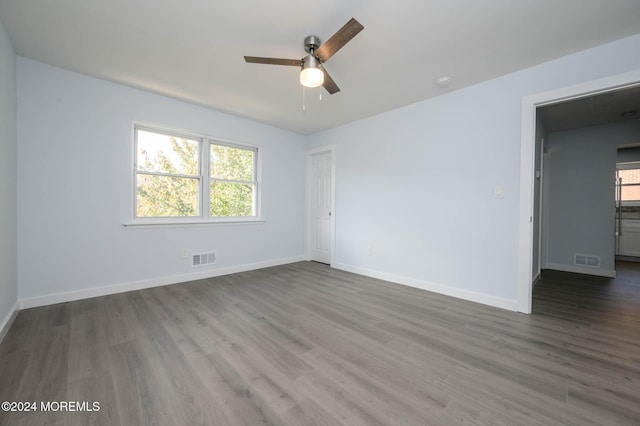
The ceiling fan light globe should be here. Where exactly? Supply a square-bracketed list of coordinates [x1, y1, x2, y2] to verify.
[300, 67, 324, 88]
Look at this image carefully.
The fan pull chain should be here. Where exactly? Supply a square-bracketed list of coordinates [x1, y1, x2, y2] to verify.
[302, 86, 306, 111]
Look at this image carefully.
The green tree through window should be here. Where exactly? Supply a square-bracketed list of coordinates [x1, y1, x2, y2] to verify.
[134, 127, 258, 220]
[210, 145, 255, 217]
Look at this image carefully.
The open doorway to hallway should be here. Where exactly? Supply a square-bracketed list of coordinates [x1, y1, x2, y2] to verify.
[533, 86, 640, 311]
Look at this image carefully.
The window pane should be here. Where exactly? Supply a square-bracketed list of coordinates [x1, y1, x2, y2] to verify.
[137, 129, 199, 175]
[618, 169, 640, 185]
[621, 185, 640, 202]
[210, 145, 254, 181]
[136, 174, 199, 217]
[210, 182, 254, 217]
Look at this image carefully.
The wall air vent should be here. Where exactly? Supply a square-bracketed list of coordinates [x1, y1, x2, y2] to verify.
[192, 252, 216, 267]
[574, 254, 600, 268]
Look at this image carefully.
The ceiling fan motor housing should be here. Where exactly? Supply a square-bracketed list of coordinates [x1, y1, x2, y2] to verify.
[304, 35, 321, 55]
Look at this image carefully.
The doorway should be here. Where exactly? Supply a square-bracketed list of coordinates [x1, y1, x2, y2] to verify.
[305, 146, 335, 264]
[518, 69, 640, 314]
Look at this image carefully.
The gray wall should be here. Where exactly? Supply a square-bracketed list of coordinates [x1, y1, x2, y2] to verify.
[0, 18, 18, 339]
[545, 119, 640, 275]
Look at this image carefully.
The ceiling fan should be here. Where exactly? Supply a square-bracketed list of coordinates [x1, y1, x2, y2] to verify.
[244, 18, 364, 94]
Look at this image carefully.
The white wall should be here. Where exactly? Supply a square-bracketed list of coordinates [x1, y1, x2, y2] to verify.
[545, 120, 640, 276]
[17, 58, 305, 306]
[306, 34, 640, 310]
[0, 19, 18, 339]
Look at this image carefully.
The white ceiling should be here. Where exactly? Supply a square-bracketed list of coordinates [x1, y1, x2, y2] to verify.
[2, 0, 640, 135]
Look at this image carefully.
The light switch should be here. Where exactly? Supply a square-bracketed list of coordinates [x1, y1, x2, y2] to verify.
[494, 186, 504, 198]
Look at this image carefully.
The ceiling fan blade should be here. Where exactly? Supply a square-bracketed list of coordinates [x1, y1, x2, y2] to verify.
[244, 56, 302, 66]
[320, 65, 340, 94]
[315, 18, 364, 63]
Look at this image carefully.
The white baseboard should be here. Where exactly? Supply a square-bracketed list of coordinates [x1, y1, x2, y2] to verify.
[545, 262, 616, 278]
[20, 255, 305, 309]
[332, 263, 518, 312]
[0, 300, 20, 344]
[615, 255, 640, 263]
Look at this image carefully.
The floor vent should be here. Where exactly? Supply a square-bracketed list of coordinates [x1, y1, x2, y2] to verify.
[193, 252, 216, 267]
[574, 254, 600, 268]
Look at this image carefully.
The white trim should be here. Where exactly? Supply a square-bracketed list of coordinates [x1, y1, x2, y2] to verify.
[615, 255, 640, 263]
[535, 139, 545, 280]
[541, 151, 550, 271]
[545, 263, 616, 278]
[0, 300, 20, 344]
[19, 256, 305, 309]
[123, 218, 266, 228]
[132, 121, 263, 152]
[305, 145, 336, 265]
[532, 271, 541, 287]
[333, 262, 518, 312]
[518, 69, 640, 314]
[616, 161, 640, 170]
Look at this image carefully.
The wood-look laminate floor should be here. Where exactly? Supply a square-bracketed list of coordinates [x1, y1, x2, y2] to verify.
[1, 261, 639, 425]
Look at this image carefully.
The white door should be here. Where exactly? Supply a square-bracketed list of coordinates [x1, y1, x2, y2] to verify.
[310, 151, 332, 263]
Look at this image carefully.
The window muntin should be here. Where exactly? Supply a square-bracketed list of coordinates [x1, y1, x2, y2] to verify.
[134, 126, 259, 221]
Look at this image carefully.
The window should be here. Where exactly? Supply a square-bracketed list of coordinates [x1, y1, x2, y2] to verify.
[134, 125, 259, 222]
[617, 164, 640, 203]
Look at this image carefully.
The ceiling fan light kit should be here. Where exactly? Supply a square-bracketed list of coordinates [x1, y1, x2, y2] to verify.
[300, 55, 324, 88]
[244, 18, 364, 95]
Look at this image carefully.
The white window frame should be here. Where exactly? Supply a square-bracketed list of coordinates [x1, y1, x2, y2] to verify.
[127, 124, 263, 227]
[617, 161, 640, 207]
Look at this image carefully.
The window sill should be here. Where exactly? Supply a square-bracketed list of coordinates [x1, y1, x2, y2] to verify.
[123, 218, 266, 229]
